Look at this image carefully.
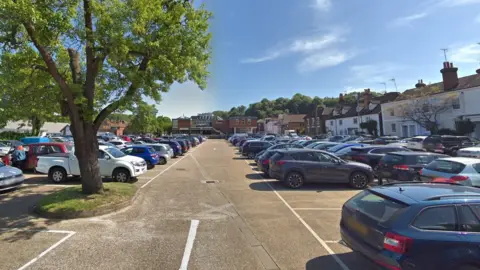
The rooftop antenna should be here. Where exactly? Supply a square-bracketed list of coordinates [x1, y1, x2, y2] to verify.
[379, 82, 387, 94]
[389, 78, 398, 92]
[441, 48, 449, 62]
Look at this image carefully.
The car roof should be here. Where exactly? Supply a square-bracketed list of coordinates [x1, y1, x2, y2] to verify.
[371, 183, 480, 203]
[459, 147, 480, 151]
[437, 157, 480, 164]
[27, 142, 65, 146]
[278, 148, 328, 153]
[386, 151, 446, 156]
[353, 145, 402, 150]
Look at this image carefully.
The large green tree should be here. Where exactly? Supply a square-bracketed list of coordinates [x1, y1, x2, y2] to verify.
[126, 102, 158, 134]
[0, 0, 211, 193]
[155, 116, 172, 135]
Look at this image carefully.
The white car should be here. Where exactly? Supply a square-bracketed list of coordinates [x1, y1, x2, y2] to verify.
[406, 136, 427, 151]
[109, 140, 130, 149]
[36, 146, 147, 183]
[0, 142, 12, 157]
[144, 143, 173, 165]
[457, 147, 480, 158]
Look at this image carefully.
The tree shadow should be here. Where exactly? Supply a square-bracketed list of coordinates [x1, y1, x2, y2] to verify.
[306, 251, 380, 270]
[249, 180, 354, 192]
[0, 186, 61, 242]
[232, 157, 246, 160]
[23, 176, 79, 186]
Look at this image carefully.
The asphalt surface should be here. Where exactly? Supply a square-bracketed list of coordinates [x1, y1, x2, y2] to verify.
[0, 140, 379, 270]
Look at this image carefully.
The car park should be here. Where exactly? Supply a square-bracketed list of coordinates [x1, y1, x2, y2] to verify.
[376, 152, 447, 183]
[341, 182, 480, 270]
[268, 149, 374, 189]
[242, 141, 273, 159]
[373, 136, 400, 145]
[326, 143, 366, 154]
[121, 145, 160, 169]
[23, 142, 73, 170]
[406, 136, 427, 151]
[36, 146, 147, 183]
[0, 142, 12, 157]
[144, 143, 172, 165]
[328, 135, 347, 142]
[0, 161, 24, 191]
[457, 147, 480, 158]
[423, 135, 475, 156]
[0, 140, 24, 149]
[254, 143, 304, 162]
[343, 145, 409, 168]
[420, 157, 480, 186]
[310, 142, 340, 150]
[174, 139, 189, 153]
[109, 140, 131, 149]
[157, 140, 183, 157]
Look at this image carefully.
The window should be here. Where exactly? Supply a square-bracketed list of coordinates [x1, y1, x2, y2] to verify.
[381, 154, 405, 165]
[98, 150, 106, 159]
[316, 152, 336, 163]
[247, 119, 252, 125]
[412, 206, 456, 231]
[241, 119, 245, 125]
[330, 120, 334, 126]
[133, 147, 145, 154]
[353, 118, 358, 124]
[235, 119, 239, 124]
[459, 206, 480, 232]
[452, 98, 460, 109]
[345, 191, 407, 224]
[339, 120, 343, 125]
[292, 152, 319, 162]
[122, 148, 133, 154]
[391, 123, 396, 132]
[425, 160, 466, 174]
[473, 164, 480, 173]
[415, 155, 440, 165]
[306, 118, 310, 126]
[370, 148, 393, 154]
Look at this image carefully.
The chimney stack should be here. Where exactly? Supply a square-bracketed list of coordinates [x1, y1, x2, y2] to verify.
[415, 79, 426, 88]
[363, 88, 371, 107]
[440, 62, 459, 91]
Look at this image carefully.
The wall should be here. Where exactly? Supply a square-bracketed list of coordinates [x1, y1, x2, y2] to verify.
[212, 120, 229, 134]
[326, 114, 380, 136]
[265, 121, 280, 135]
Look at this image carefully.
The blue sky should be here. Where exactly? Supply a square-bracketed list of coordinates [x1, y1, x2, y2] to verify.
[155, 0, 480, 118]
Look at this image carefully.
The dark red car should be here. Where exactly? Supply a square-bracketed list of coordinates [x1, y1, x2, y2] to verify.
[24, 143, 73, 170]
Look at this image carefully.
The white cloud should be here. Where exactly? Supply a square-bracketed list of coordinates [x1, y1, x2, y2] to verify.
[240, 30, 344, 64]
[297, 51, 354, 73]
[313, 0, 331, 12]
[151, 81, 215, 118]
[349, 64, 406, 84]
[389, 12, 428, 27]
[451, 43, 480, 63]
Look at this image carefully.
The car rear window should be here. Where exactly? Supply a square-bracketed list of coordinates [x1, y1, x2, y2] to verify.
[350, 147, 369, 153]
[345, 190, 408, 224]
[425, 160, 466, 174]
[410, 138, 424, 142]
[414, 155, 440, 164]
[270, 152, 285, 162]
[291, 152, 318, 162]
[412, 206, 456, 231]
[381, 154, 405, 165]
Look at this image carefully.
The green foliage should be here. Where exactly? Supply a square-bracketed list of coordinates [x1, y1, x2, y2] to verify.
[455, 119, 475, 135]
[156, 116, 172, 134]
[0, 131, 29, 140]
[108, 114, 132, 122]
[360, 120, 378, 136]
[126, 102, 158, 134]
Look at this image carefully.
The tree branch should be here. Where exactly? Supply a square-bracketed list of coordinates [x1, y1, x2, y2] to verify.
[84, 0, 95, 109]
[67, 48, 82, 84]
[93, 57, 150, 131]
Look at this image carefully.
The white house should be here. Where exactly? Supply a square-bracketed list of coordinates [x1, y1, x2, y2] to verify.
[264, 118, 281, 135]
[1, 121, 70, 135]
[381, 62, 480, 138]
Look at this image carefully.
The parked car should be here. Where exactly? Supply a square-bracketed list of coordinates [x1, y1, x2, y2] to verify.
[341, 182, 480, 270]
[139, 137, 158, 144]
[36, 146, 147, 183]
[23, 142, 73, 170]
[311, 142, 340, 150]
[406, 136, 427, 151]
[174, 139, 189, 153]
[328, 135, 347, 142]
[0, 140, 24, 149]
[144, 144, 172, 165]
[254, 143, 304, 162]
[120, 135, 132, 142]
[121, 145, 160, 169]
[157, 140, 182, 157]
[326, 143, 365, 154]
[20, 136, 50, 144]
[242, 141, 273, 159]
[0, 161, 24, 191]
[333, 145, 369, 159]
[458, 147, 480, 158]
[109, 140, 130, 149]
[257, 149, 281, 177]
[343, 145, 409, 168]
[420, 157, 480, 186]
[423, 135, 475, 156]
[373, 136, 400, 145]
[98, 141, 116, 148]
[376, 152, 447, 183]
[0, 142, 12, 157]
[268, 149, 374, 189]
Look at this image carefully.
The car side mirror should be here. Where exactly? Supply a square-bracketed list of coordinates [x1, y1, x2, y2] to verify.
[104, 155, 111, 160]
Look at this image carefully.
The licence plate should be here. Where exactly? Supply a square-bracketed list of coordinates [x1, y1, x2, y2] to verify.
[346, 216, 368, 236]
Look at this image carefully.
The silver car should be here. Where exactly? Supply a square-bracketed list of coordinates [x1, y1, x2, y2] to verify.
[145, 144, 172, 165]
[420, 157, 480, 186]
[0, 162, 24, 191]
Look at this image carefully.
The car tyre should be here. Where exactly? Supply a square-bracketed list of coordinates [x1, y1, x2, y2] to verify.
[285, 171, 304, 189]
[159, 157, 167, 165]
[146, 161, 154, 170]
[49, 167, 67, 183]
[349, 171, 368, 189]
[247, 152, 255, 159]
[113, 168, 130, 183]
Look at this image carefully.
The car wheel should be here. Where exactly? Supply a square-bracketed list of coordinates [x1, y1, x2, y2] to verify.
[146, 161, 154, 170]
[49, 167, 67, 183]
[159, 157, 167, 165]
[349, 171, 368, 189]
[285, 171, 304, 189]
[113, 168, 130, 183]
[247, 152, 255, 159]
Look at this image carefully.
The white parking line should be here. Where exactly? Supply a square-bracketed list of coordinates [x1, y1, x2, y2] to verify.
[179, 220, 200, 270]
[141, 143, 205, 189]
[243, 159, 350, 270]
[0, 228, 76, 270]
[293, 208, 342, 211]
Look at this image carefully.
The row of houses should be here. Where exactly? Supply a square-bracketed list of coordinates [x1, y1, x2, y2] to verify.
[171, 113, 259, 134]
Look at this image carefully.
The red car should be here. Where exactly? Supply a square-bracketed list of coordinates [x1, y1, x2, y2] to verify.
[120, 135, 132, 142]
[24, 143, 73, 170]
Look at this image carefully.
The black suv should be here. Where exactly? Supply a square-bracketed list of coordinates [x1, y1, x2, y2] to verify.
[343, 145, 409, 168]
[242, 141, 273, 159]
[423, 135, 475, 156]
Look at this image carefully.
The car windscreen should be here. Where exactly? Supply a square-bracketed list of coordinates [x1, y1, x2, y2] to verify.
[425, 160, 466, 174]
[328, 144, 349, 152]
[381, 154, 405, 165]
[345, 190, 408, 224]
[105, 147, 126, 158]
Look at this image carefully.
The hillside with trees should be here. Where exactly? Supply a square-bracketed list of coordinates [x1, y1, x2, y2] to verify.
[213, 92, 382, 119]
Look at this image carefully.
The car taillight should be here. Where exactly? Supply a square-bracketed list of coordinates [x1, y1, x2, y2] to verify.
[352, 155, 368, 161]
[393, 165, 409, 171]
[383, 232, 412, 254]
[419, 169, 423, 175]
[450, 175, 469, 181]
[276, 160, 286, 166]
[436, 143, 444, 149]
[262, 159, 269, 165]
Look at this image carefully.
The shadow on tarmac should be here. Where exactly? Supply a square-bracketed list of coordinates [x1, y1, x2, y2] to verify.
[245, 173, 264, 180]
[306, 251, 381, 270]
[249, 180, 354, 192]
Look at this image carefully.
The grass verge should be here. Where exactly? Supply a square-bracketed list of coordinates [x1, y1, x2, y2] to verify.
[37, 183, 137, 216]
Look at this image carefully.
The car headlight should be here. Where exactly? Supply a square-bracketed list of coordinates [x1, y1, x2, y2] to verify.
[130, 161, 144, 166]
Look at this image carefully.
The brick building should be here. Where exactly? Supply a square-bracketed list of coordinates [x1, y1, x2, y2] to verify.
[228, 116, 258, 134]
[99, 120, 128, 136]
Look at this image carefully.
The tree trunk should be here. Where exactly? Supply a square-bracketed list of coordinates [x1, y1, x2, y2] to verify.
[31, 116, 43, 136]
[70, 119, 103, 194]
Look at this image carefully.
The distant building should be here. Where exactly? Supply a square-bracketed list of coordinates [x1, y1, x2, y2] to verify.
[99, 120, 128, 136]
[172, 113, 220, 134]
[0, 121, 70, 136]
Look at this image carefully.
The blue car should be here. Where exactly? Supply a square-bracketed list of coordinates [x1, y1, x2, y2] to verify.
[122, 145, 159, 169]
[341, 182, 480, 270]
[327, 143, 365, 153]
[158, 140, 182, 157]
